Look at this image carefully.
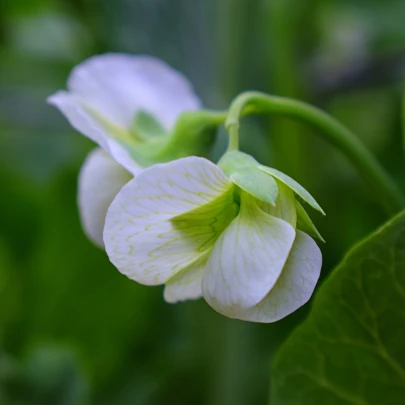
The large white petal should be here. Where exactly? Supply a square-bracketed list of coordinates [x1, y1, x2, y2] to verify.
[48, 91, 141, 175]
[163, 253, 209, 303]
[66, 53, 201, 130]
[104, 157, 235, 286]
[78, 148, 132, 247]
[202, 193, 296, 316]
[236, 231, 322, 322]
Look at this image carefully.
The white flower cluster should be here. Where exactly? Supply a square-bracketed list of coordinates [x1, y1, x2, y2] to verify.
[49, 53, 323, 323]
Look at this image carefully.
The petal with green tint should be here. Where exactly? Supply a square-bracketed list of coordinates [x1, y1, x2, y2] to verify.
[64, 53, 201, 130]
[202, 192, 296, 316]
[230, 166, 279, 205]
[296, 201, 325, 242]
[104, 157, 235, 285]
[48, 91, 141, 175]
[259, 166, 325, 214]
[48, 54, 202, 173]
[236, 231, 322, 323]
[78, 148, 133, 247]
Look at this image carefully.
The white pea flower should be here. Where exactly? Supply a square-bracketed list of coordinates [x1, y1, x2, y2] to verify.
[48, 53, 201, 246]
[103, 151, 324, 323]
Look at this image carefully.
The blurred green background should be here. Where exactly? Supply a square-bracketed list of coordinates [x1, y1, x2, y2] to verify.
[1, 0, 405, 404]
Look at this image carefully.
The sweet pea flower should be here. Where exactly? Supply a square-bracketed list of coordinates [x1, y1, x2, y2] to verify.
[48, 53, 201, 246]
[104, 151, 324, 322]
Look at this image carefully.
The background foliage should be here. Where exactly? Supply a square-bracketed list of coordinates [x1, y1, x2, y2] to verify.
[0, 0, 405, 404]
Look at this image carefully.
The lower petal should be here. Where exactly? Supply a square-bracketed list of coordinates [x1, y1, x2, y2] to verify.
[78, 148, 132, 247]
[202, 193, 296, 317]
[236, 231, 322, 322]
[163, 253, 209, 303]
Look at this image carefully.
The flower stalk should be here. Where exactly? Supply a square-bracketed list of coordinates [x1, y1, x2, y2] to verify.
[225, 91, 405, 216]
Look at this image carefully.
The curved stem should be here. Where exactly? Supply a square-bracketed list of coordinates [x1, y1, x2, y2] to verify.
[227, 124, 239, 151]
[226, 91, 405, 215]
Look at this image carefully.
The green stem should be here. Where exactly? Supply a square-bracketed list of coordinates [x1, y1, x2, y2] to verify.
[226, 91, 405, 215]
[227, 124, 239, 151]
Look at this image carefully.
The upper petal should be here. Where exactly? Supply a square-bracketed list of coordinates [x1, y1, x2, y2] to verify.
[78, 148, 133, 247]
[236, 231, 322, 322]
[66, 53, 201, 130]
[48, 91, 142, 175]
[202, 192, 296, 316]
[103, 157, 235, 286]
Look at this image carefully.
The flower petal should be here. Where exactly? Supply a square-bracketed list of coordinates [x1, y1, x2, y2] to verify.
[236, 231, 322, 322]
[78, 148, 133, 247]
[104, 157, 235, 285]
[202, 193, 296, 316]
[48, 91, 141, 175]
[66, 53, 201, 130]
[164, 253, 209, 303]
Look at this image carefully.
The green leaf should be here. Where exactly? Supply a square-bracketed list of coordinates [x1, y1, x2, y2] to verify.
[259, 166, 325, 215]
[271, 210, 405, 405]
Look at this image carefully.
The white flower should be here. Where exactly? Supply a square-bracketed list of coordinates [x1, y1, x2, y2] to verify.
[103, 155, 323, 323]
[48, 53, 201, 246]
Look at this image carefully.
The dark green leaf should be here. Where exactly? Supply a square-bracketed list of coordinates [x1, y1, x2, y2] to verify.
[271, 210, 405, 405]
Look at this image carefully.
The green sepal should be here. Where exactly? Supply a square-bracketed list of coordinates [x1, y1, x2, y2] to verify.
[218, 151, 279, 206]
[230, 168, 279, 206]
[296, 201, 325, 242]
[262, 181, 297, 227]
[131, 110, 167, 140]
[218, 150, 259, 176]
[165, 110, 226, 158]
[259, 165, 325, 215]
[118, 109, 226, 168]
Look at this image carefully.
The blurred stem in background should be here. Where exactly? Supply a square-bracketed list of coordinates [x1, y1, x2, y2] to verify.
[211, 320, 255, 405]
[402, 82, 405, 152]
[211, 0, 262, 404]
[63, 0, 112, 53]
[263, 0, 307, 177]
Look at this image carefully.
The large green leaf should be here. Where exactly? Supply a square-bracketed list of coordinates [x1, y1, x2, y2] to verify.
[271, 210, 405, 405]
